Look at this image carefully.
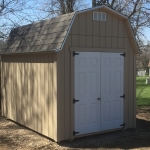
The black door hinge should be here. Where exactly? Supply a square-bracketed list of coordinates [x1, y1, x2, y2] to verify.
[73, 51, 79, 56]
[120, 94, 125, 99]
[73, 131, 80, 136]
[120, 53, 125, 57]
[120, 123, 125, 127]
[73, 99, 80, 104]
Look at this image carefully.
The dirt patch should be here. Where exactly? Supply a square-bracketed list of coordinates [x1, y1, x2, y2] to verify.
[0, 106, 150, 150]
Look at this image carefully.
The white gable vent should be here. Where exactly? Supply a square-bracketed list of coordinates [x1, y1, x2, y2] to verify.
[93, 12, 106, 21]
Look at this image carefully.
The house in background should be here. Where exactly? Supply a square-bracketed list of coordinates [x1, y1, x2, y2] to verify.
[1, 5, 139, 142]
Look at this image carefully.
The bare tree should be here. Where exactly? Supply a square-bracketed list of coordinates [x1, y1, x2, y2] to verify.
[0, 0, 40, 41]
[39, 0, 76, 16]
[92, 0, 109, 6]
[38, 0, 90, 18]
[92, 0, 97, 7]
[136, 45, 150, 73]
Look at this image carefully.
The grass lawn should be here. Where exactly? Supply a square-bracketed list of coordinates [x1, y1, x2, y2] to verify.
[136, 76, 150, 106]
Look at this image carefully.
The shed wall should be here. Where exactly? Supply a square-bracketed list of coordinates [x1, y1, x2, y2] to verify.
[1, 53, 58, 141]
[57, 9, 136, 141]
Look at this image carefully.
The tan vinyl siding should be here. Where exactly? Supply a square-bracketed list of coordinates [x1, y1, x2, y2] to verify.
[70, 9, 128, 50]
[57, 34, 73, 141]
[64, 35, 72, 139]
[87, 11, 93, 36]
[57, 49, 65, 141]
[1, 58, 5, 116]
[105, 12, 112, 37]
[128, 44, 136, 128]
[133, 54, 136, 128]
[79, 13, 86, 35]
[123, 38, 130, 129]
[112, 15, 118, 37]
[1, 53, 58, 141]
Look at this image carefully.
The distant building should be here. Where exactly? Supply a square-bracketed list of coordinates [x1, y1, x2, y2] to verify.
[137, 70, 146, 76]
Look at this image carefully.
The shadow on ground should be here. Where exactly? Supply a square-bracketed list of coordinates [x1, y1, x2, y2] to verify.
[0, 107, 150, 149]
[58, 118, 150, 149]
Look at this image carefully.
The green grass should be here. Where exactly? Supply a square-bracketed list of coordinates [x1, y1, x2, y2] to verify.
[136, 76, 150, 106]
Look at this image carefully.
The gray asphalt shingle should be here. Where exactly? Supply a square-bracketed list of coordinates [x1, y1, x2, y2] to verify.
[2, 12, 75, 54]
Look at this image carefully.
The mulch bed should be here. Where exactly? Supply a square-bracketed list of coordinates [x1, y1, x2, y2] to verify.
[0, 106, 150, 150]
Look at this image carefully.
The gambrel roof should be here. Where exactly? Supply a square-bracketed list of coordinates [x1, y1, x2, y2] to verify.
[1, 5, 139, 54]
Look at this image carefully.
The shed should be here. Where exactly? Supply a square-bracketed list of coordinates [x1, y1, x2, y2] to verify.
[1, 5, 139, 142]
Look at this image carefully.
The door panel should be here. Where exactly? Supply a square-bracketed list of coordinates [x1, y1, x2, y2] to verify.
[75, 52, 101, 135]
[101, 53, 124, 131]
[74, 52, 124, 135]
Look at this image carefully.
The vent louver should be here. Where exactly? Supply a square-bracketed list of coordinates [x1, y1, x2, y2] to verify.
[93, 12, 106, 21]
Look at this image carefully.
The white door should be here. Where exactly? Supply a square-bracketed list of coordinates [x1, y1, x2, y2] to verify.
[100, 53, 124, 131]
[74, 52, 101, 135]
[74, 52, 124, 135]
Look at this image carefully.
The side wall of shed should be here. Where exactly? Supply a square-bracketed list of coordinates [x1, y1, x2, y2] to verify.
[1, 53, 58, 141]
[57, 8, 136, 141]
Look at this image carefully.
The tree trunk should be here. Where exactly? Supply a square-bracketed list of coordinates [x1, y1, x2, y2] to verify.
[59, 0, 66, 14]
[92, 0, 96, 7]
[66, 0, 75, 13]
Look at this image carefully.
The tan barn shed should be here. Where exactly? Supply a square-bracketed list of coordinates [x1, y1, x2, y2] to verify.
[1, 5, 139, 142]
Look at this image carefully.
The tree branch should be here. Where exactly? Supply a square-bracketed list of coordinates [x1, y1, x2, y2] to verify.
[0, 0, 4, 13]
[110, 0, 115, 7]
[128, 0, 141, 19]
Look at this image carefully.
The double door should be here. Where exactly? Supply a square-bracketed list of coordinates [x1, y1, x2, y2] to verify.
[74, 52, 124, 135]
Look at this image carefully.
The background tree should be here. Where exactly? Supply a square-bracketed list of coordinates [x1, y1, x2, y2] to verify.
[0, 0, 40, 42]
[136, 46, 150, 73]
[39, 0, 88, 18]
[92, 0, 109, 6]
[39, 0, 76, 17]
